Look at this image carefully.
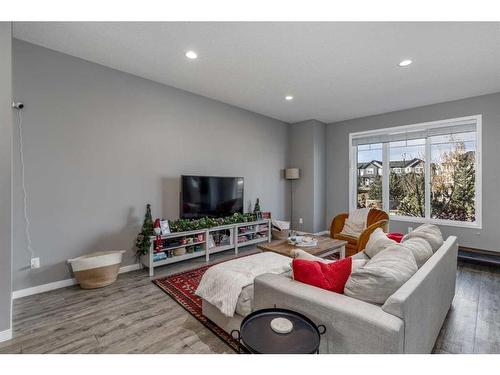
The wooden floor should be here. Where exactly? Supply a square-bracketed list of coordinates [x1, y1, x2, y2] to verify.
[0, 251, 499, 354]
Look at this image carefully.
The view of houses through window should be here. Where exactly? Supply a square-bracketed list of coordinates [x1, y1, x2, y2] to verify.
[352, 116, 480, 225]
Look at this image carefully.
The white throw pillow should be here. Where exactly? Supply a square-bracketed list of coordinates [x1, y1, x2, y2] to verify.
[291, 249, 331, 263]
[352, 259, 368, 271]
[344, 243, 418, 304]
[402, 224, 443, 252]
[401, 237, 433, 268]
[364, 228, 396, 258]
[291, 249, 367, 269]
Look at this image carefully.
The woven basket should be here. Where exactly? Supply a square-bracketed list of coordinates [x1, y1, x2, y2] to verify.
[68, 250, 125, 289]
[272, 229, 290, 240]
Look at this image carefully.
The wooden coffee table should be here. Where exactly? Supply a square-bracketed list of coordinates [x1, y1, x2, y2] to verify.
[258, 235, 347, 259]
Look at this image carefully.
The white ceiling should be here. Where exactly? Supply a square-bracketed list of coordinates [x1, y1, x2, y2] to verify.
[13, 22, 500, 123]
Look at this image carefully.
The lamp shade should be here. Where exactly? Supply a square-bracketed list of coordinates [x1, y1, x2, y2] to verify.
[285, 168, 300, 180]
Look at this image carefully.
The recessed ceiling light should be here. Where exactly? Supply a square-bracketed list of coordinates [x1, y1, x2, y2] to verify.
[398, 59, 412, 67]
[285, 95, 294, 101]
[185, 50, 198, 59]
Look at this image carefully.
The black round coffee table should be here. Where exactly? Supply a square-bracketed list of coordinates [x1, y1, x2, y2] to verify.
[231, 308, 326, 354]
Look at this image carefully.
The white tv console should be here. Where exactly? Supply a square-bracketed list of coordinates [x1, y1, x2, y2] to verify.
[140, 219, 271, 276]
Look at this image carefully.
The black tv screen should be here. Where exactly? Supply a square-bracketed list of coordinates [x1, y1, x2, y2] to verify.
[180, 176, 244, 219]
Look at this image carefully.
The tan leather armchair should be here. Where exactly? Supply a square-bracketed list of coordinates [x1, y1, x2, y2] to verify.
[330, 209, 389, 257]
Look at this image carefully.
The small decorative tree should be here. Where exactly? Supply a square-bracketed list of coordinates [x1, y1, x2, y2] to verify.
[253, 198, 261, 213]
[136, 204, 154, 257]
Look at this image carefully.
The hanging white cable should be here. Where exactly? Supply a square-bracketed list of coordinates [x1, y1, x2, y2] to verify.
[16, 108, 35, 259]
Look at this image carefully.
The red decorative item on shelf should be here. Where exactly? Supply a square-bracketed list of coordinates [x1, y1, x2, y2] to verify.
[153, 219, 162, 252]
[262, 212, 271, 219]
[387, 232, 404, 243]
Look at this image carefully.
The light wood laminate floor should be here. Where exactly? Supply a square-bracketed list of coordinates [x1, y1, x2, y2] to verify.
[1, 251, 499, 354]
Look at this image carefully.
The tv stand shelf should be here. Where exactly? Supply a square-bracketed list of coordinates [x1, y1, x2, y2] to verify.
[140, 219, 271, 276]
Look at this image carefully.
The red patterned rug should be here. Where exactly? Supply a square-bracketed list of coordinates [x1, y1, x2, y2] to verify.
[152, 255, 253, 353]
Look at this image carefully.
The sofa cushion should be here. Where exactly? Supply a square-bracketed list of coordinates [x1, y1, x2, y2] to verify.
[364, 228, 396, 258]
[401, 237, 433, 268]
[292, 257, 352, 294]
[235, 284, 253, 316]
[344, 244, 418, 304]
[402, 224, 443, 252]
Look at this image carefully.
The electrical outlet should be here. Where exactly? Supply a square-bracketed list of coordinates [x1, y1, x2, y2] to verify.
[299, 218, 303, 224]
[30, 257, 40, 269]
[407, 226, 413, 234]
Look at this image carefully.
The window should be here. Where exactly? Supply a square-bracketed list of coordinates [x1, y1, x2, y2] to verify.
[350, 115, 481, 228]
[389, 139, 426, 218]
[356, 143, 383, 210]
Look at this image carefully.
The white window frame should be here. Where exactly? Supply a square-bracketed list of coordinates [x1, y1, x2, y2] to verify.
[349, 114, 482, 229]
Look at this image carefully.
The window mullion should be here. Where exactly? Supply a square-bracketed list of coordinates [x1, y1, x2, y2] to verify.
[382, 143, 390, 213]
[424, 137, 431, 219]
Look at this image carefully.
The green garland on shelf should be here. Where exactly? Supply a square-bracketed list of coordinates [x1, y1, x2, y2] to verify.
[168, 212, 258, 233]
[135, 210, 264, 257]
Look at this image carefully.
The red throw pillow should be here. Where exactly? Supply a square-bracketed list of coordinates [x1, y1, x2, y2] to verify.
[292, 257, 353, 294]
[387, 232, 404, 243]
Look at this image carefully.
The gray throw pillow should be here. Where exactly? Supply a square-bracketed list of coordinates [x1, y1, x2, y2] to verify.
[402, 224, 443, 252]
[364, 228, 396, 258]
[401, 237, 433, 268]
[344, 243, 418, 304]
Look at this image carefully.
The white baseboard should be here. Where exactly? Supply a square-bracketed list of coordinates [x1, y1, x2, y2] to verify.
[12, 263, 143, 300]
[314, 230, 329, 236]
[0, 328, 12, 343]
[118, 263, 142, 274]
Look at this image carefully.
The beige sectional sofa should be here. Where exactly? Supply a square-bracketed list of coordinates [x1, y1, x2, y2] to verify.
[253, 236, 458, 353]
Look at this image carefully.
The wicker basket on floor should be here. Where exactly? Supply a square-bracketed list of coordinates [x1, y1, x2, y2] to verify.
[68, 250, 125, 289]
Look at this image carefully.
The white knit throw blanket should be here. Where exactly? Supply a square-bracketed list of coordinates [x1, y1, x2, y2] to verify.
[341, 208, 370, 237]
[195, 252, 291, 317]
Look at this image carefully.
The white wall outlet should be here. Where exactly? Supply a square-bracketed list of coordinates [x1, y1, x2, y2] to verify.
[407, 226, 413, 234]
[30, 257, 40, 269]
[299, 218, 303, 224]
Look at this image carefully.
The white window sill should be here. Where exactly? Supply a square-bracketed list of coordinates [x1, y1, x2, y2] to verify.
[390, 215, 482, 229]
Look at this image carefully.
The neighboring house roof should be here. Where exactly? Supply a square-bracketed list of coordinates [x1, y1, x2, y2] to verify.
[358, 158, 423, 169]
[389, 158, 423, 168]
[357, 160, 382, 169]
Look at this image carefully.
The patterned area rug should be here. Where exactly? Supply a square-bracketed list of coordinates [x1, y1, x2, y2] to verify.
[152, 256, 251, 353]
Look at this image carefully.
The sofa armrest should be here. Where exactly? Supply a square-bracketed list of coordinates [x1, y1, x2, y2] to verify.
[254, 273, 404, 353]
[382, 236, 458, 353]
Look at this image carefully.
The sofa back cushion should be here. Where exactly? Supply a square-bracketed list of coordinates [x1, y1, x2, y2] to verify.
[364, 228, 396, 258]
[401, 237, 433, 268]
[344, 244, 418, 304]
[402, 224, 443, 252]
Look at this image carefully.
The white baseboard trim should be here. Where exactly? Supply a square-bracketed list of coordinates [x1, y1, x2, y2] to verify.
[118, 263, 142, 274]
[0, 328, 12, 343]
[12, 263, 143, 300]
[314, 230, 329, 236]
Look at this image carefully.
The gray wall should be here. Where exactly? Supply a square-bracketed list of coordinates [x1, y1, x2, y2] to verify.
[288, 120, 326, 233]
[12, 40, 288, 291]
[326, 92, 500, 252]
[0, 23, 12, 333]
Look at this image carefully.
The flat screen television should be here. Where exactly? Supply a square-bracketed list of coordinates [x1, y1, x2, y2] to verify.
[180, 175, 244, 219]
